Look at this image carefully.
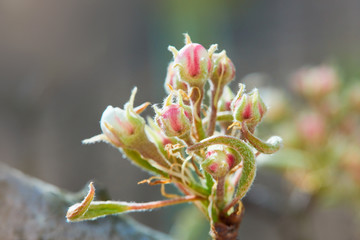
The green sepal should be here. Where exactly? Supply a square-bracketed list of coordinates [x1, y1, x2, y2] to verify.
[204, 171, 215, 192]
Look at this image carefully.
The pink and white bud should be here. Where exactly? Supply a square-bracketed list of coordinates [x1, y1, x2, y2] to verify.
[156, 103, 192, 138]
[211, 50, 236, 86]
[170, 36, 212, 87]
[292, 65, 339, 99]
[202, 145, 240, 179]
[164, 62, 188, 93]
[98, 88, 146, 147]
[231, 85, 267, 127]
[100, 106, 133, 146]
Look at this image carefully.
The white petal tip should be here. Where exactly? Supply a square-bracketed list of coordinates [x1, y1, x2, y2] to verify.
[82, 134, 108, 144]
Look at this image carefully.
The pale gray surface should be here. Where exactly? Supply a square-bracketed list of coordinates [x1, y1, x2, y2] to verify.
[0, 162, 171, 240]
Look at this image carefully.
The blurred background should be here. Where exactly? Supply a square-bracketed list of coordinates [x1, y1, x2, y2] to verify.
[1, 0, 360, 239]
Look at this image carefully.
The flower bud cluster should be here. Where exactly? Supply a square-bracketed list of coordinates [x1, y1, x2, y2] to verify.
[78, 34, 282, 240]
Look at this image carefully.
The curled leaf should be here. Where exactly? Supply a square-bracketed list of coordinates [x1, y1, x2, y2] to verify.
[187, 135, 256, 199]
[66, 182, 95, 221]
[241, 123, 283, 154]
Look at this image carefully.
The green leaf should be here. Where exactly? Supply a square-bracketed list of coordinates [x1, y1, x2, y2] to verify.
[67, 183, 202, 222]
[70, 201, 131, 221]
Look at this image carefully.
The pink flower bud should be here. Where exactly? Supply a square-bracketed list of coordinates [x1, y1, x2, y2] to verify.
[171, 37, 211, 87]
[164, 62, 188, 93]
[292, 65, 339, 99]
[202, 145, 240, 179]
[211, 50, 236, 86]
[156, 103, 192, 137]
[231, 85, 267, 127]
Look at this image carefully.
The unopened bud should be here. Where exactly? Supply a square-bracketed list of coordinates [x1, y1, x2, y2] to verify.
[155, 92, 192, 137]
[211, 50, 235, 86]
[169, 34, 212, 87]
[202, 145, 240, 179]
[231, 85, 267, 127]
[164, 62, 188, 93]
[100, 88, 146, 147]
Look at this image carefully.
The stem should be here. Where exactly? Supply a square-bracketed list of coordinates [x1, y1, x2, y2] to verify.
[207, 82, 225, 136]
[179, 131, 194, 146]
[222, 196, 240, 215]
[190, 86, 206, 141]
[216, 177, 226, 209]
[214, 202, 245, 240]
[175, 183, 209, 218]
[128, 195, 202, 211]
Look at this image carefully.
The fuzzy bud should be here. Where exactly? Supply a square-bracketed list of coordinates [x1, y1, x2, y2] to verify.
[100, 89, 146, 147]
[202, 145, 240, 179]
[210, 50, 235, 86]
[231, 85, 267, 127]
[155, 92, 192, 137]
[156, 104, 192, 137]
[164, 62, 188, 93]
[169, 34, 212, 87]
